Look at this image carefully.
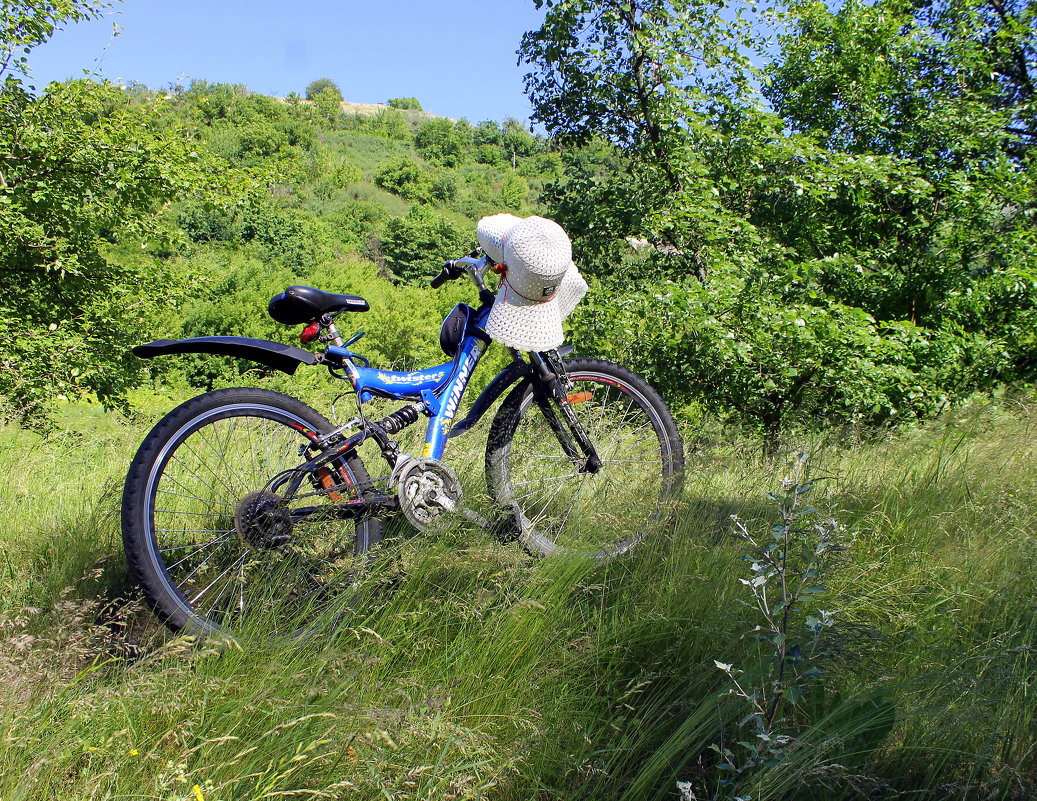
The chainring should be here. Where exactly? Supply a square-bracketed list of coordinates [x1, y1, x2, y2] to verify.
[394, 457, 463, 532]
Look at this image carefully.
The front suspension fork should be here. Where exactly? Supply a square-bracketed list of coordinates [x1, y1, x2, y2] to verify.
[529, 352, 602, 474]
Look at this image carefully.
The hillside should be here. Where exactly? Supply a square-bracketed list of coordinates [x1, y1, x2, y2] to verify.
[102, 80, 559, 393]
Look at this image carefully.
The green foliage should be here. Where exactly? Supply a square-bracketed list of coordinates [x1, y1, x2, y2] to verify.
[0, 0, 106, 84]
[306, 148, 362, 200]
[375, 157, 435, 202]
[304, 77, 342, 102]
[499, 171, 529, 212]
[367, 107, 411, 141]
[769, 0, 1035, 163]
[240, 202, 333, 269]
[380, 205, 473, 282]
[705, 455, 848, 798]
[414, 117, 470, 166]
[387, 96, 422, 110]
[522, 0, 1037, 448]
[177, 201, 241, 243]
[0, 71, 252, 419]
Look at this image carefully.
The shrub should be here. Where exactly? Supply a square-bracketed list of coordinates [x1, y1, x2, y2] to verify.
[375, 158, 434, 202]
[305, 78, 342, 101]
[499, 172, 528, 212]
[414, 118, 469, 167]
[240, 204, 333, 270]
[177, 202, 241, 243]
[368, 108, 411, 141]
[380, 206, 473, 282]
[388, 97, 422, 110]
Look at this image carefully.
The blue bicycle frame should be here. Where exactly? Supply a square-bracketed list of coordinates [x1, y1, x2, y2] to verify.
[326, 302, 493, 461]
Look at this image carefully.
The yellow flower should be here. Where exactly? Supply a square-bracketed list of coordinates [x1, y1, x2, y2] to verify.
[129, 749, 139, 756]
[193, 785, 205, 801]
[86, 747, 97, 752]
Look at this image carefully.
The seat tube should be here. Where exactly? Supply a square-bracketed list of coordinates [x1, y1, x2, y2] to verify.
[421, 337, 487, 459]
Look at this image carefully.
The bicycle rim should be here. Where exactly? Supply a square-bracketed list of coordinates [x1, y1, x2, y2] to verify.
[141, 403, 366, 634]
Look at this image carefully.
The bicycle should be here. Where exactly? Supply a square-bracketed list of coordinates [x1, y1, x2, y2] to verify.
[122, 243, 685, 635]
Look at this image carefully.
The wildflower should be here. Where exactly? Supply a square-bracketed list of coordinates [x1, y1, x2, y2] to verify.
[193, 785, 205, 801]
[129, 749, 139, 756]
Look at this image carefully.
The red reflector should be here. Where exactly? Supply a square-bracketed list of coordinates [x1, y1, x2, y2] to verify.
[566, 391, 594, 403]
[300, 322, 320, 344]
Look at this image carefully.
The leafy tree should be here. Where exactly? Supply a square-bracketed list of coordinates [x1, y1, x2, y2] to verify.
[521, 0, 1037, 449]
[375, 158, 435, 202]
[414, 118, 470, 166]
[240, 202, 333, 269]
[770, 0, 1035, 162]
[304, 77, 342, 101]
[501, 117, 542, 162]
[312, 86, 342, 127]
[367, 107, 411, 140]
[499, 172, 528, 211]
[380, 206, 472, 282]
[387, 96, 422, 110]
[0, 3, 253, 420]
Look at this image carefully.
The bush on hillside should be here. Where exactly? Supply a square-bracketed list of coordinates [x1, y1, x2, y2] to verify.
[388, 97, 422, 110]
[305, 78, 342, 101]
[375, 158, 435, 203]
[380, 206, 472, 282]
[414, 118, 470, 167]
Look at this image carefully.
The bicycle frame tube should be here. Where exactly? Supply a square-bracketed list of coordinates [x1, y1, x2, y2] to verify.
[418, 334, 487, 459]
[326, 303, 493, 461]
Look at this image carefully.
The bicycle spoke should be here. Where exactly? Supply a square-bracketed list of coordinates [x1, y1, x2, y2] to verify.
[165, 535, 231, 571]
[491, 364, 679, 556]
[189, 552, 249, 605]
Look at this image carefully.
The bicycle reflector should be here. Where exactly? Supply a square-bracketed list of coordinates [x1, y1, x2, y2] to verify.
[300, 322, 320, 344]
[566, 391, 594, 404]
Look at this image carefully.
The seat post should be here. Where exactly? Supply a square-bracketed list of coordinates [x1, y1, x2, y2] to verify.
[321, 313, 345, 347]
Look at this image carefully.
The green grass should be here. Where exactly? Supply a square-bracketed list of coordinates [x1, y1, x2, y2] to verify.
[0, 394, 1034, 799]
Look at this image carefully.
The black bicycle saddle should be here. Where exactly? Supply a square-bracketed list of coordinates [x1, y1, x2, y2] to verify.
[268, 285, 370, 325]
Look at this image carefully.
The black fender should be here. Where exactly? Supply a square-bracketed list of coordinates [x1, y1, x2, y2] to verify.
[132, 336, 318, 375]
[446, 345, 574, 439]
[447, 360, 531, 439]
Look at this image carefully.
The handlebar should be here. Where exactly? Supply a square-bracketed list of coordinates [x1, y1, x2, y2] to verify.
[430, 261, 463, 288]
[430, 249, 491, 295]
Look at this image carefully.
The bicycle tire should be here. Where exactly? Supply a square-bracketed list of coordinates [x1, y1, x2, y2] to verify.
[485, 358, 684, 558]
[122, 388, 384, 635]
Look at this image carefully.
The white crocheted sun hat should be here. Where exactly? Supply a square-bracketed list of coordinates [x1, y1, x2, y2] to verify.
[476, 213, 522, 264]
[483, 215, 588, 352]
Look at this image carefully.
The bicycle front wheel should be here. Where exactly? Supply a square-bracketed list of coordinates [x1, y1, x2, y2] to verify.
[122, 388, 383, 636]
[485, 358, 684, 557]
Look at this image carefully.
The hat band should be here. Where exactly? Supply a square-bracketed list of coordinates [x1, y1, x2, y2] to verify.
[503, 276, 559, 304]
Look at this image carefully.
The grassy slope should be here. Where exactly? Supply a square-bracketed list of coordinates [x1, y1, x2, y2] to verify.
[0, 394, 1034, 800]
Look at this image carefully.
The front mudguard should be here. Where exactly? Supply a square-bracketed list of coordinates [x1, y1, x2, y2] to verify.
[446, 359, 531, 439]
[132, 336, 318, 375]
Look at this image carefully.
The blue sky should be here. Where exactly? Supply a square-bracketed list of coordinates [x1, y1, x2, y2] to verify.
[29, 1, 547, 123]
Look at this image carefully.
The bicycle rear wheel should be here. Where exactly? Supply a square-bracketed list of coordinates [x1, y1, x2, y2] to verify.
[122, 388, 383, 635]
[485, 358, 683, 557]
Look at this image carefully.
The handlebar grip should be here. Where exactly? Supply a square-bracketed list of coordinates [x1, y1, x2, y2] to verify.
[431, 260, 460, 288]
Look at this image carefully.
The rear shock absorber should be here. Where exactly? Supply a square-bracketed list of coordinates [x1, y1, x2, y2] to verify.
[379, 402, 425, 435]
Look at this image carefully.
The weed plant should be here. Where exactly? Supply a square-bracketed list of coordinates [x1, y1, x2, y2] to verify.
[0, 395, 1034, 799]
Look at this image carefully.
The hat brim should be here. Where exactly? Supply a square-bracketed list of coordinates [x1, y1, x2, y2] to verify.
[558, 266, 588, 320]
[485, 278, 566, 352]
